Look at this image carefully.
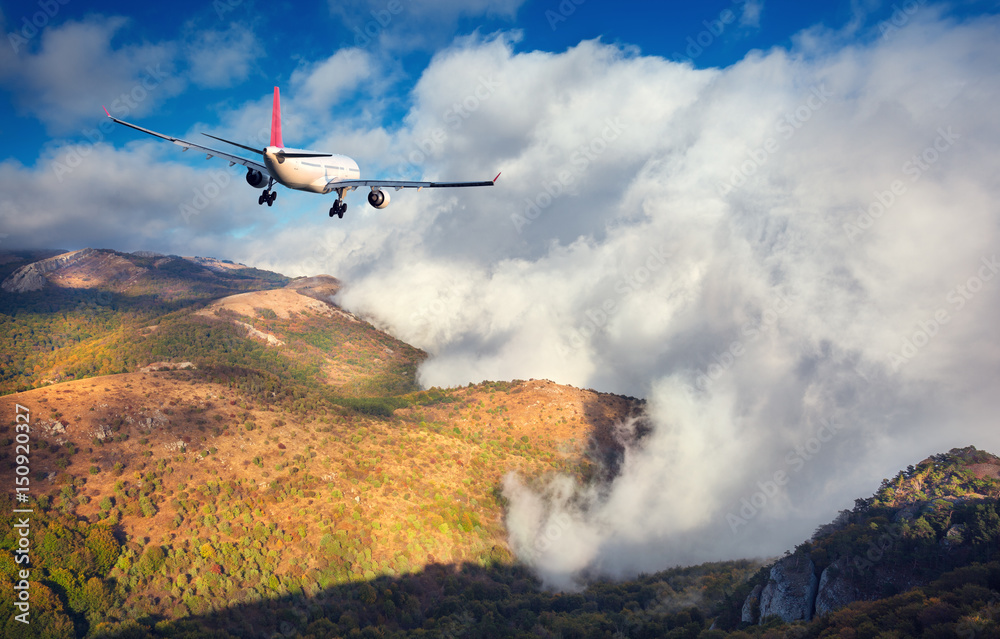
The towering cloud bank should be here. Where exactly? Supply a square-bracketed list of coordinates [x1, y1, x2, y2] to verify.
[4, 3, 999, 589]
[317, 10, 1000, 587]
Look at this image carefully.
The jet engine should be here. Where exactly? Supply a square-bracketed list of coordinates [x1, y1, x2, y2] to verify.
[367, 189, 390, 209]
[246, 168, 266, 188]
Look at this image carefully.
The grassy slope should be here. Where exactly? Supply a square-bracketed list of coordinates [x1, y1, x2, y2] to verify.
[0, 369, 654, 637]
[0, 250, 290, 395]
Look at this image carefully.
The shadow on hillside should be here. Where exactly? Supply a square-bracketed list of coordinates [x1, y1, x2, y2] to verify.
[0, 287, 227, 318]
[579, 391, 650, 483]
[93, 560, 569, 638]
[89, 553, 752, 639]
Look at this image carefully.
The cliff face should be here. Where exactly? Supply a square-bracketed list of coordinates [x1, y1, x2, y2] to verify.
[742, 552, 931, 624]
[813, 557, 862, 617]
[1, 262, 49, 292]
[739, 447, 1000, 626]
[746, 554, 817, 624]
[0, 248, 87, 291]
[0, 248, 288, 301]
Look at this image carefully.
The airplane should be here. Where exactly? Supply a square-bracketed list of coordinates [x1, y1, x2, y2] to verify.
[104, 87, 499, 219]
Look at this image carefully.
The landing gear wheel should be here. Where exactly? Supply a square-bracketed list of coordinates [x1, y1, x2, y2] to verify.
[329, 200, 347, 219]
[258, 192, 266, 205]
[267, 191, 276, 206]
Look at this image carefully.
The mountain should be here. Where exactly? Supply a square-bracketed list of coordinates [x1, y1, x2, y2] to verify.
[721, 446, 1000, 633]
[0, 248, 286, 297]
[1, 249, 998, 638]
[0, 248, 663, 637]
[0, 248, 418, 397]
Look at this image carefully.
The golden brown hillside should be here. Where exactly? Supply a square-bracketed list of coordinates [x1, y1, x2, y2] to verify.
[0, 248, 658, 635]
[0, 370, 642, 623]
[192, 278, 425, 395]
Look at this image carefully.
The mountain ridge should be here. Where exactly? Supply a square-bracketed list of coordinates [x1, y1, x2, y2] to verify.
[1, 248, 998, 637]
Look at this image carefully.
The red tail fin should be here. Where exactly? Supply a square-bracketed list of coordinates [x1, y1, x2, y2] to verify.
[270, 87, 283, 148]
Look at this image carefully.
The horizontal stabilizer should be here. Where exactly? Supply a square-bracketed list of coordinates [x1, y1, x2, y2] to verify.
[276, 151, 333, 159]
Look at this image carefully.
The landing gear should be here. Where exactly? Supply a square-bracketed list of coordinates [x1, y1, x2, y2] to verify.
[328, 199, 346, 218]
[258, 178, 277, 206]
[259, 189, 277, 206]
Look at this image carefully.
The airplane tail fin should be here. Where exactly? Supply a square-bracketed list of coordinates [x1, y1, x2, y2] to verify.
[270, 87, 283, 148]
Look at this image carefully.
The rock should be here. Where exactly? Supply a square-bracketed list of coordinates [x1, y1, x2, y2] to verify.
[741, 584, 762, 624]
[815, 557, 862, 617]
[941, 524, 967, 548]
[1, 263, 48, 292]
[92, 424, 113, 440]
[39, 419, 66, 435]
[758, 554, 818, 623]
[1, 248, 94, 292]
[234, 320, 285, 346]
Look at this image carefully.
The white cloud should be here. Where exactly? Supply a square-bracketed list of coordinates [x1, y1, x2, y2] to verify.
[0, 139, 283, 252]
[740, 0, 765, 28]
[184, 25, 261, 89]
[289, 47, 377, 113]
[0, 16, 183, 133]
[293, 16, 999, 587]
[0, 16, 265, 132]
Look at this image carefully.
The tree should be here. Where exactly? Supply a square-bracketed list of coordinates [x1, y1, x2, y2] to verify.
[971, 503, 1000, 560]
[137, 545, 166, 577]
[85, 526, 121, 575]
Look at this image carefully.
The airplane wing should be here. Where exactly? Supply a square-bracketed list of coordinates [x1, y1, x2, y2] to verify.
[104, 109, 268, 175]
[324, 173, 500, 193]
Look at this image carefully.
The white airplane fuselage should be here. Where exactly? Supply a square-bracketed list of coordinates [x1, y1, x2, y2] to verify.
[106, 85, 496, 219]
[262, 147, 360, 194]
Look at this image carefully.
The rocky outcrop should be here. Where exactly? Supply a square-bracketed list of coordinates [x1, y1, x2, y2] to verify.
[757, 554, 818, 623]
[1, 248, 92, 292]
[736, 448, 1000, 628]
[814, 557, 863, 617]
[139, 361, 195, 373]
[234, 320, 284, 346]
[1, 264, 48, 292]
[743, 553, 933, 623]
[741, 584, 762, 624]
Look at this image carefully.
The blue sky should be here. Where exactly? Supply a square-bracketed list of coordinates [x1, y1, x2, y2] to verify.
[2, 0, 992, 166]
[3, 0, 1000, 587]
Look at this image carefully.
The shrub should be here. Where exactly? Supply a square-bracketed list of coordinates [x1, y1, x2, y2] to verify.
[137, 545, 166, 577]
